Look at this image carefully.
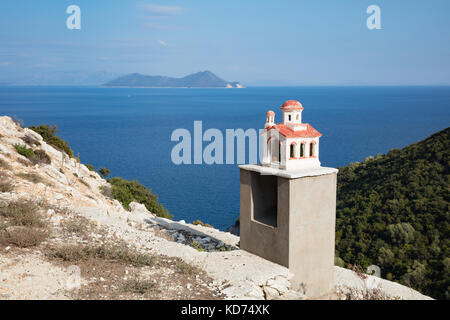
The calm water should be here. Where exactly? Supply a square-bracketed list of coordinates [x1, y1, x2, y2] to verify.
[0, 86, 449, 230]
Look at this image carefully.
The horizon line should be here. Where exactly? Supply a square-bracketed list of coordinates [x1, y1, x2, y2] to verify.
[1, 84, 450, 88]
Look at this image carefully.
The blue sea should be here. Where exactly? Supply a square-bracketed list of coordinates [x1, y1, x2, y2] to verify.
[0, 86, 449, 230]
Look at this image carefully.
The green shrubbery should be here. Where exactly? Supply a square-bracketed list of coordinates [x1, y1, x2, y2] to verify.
[85, 164, 95, 171]
[13, 144, 51, 165]
[28, 124, 74, 158]
[98, 167, 111, 178]
[335, 127, 450, 299]
[334, 256, 345, 268]
[107, 177, 172, 219]
[14, 144, 35, 159]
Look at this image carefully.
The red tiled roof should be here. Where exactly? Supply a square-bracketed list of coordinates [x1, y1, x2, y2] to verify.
[266, 123, 322, 138]
[281, 100, 303, 111]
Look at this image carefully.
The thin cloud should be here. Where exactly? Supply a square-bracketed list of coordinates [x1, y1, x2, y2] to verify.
[144, 22, 169, 30]
[98, 57, 121, 61]
[139, 4, 185, 16]
[157, 40, 167, 47]
[138, 3, 186, 30]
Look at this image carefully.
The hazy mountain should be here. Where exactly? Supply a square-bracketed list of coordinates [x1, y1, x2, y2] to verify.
[102, 71, 243, 88]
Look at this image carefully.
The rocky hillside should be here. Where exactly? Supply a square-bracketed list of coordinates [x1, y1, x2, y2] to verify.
[0, 116, 430, 300]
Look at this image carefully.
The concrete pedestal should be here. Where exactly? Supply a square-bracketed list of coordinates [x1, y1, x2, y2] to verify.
[239, 164, 338, 298]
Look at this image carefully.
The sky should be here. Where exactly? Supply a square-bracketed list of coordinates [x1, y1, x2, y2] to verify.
[0, 0, 450, 85]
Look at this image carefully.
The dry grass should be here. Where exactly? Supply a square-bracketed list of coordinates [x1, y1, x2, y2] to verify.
[122, 277, 156, 295]
[99, 185, 113, 199]
[192, 220, 214, 228]
[362, 288, 390, 300]
[0, 226, 48, 247]
[21, 135, 41, 147]
[336, 285, 391, 300]
[351, 265, 368, 280]
[17, 157, 32, 167]
[12, 116, 24, 129]
[49, 243, 156, 267]
[0, 200, 48, 228]
[0, 158, 12, 170]
[32, 149, 51, 165]
[78, 179, 90, 189]
[46, 205, 74, 216]
[0, 172, 14, 193]
[0, 199, 49, 247]
[49, 245, 95, 261]
[175, 260, 201, 276]
[191, 240, 204, 252]
[0, 180, 10, 193]
[45, 239, 219, 300]
[16, 172, 51, 185]
[62, 216, 91, 236]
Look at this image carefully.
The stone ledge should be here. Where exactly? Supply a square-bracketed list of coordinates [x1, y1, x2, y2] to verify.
[239, 164, 338, 179]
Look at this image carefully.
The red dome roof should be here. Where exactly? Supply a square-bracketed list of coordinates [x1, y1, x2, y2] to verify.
[266, 123, 322, 138]
[266, 110, 275, 116]
[281, 100, 303, 110]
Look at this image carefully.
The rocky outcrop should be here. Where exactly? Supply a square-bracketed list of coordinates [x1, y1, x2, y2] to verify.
[226, 219, 240, 236]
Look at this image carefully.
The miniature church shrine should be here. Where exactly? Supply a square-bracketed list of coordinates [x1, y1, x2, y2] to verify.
[262, 100, 321, 171]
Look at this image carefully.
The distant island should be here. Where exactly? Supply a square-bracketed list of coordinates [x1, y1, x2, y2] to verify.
[102, 71, 244, 88]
